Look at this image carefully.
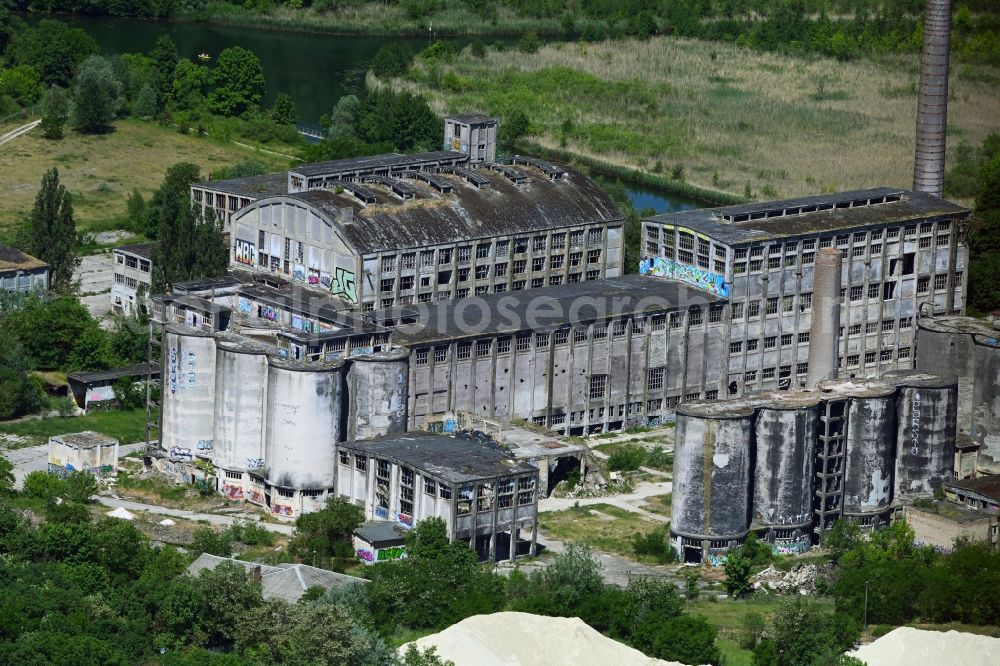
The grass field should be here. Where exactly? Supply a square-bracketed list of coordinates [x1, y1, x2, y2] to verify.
[0, 408, 148, 448]
[0, 119, 290, 236]
[537, 503, 664, 561]
[389, 36, 1000, 202]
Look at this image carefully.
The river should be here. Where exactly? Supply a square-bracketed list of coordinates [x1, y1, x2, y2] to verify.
[36, 14, 702, 214]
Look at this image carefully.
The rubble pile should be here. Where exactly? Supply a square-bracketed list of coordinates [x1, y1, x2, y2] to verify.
[751, 562, 833, 595]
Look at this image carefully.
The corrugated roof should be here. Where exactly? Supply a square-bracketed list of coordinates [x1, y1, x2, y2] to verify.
[67, 362, 159, 385]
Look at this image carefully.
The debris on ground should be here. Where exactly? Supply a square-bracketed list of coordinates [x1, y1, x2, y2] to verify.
[751, 562, 833, 595]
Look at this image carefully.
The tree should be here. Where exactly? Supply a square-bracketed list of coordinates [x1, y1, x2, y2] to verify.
[3, 296, 112, 371]
[64, 470, 98, 503]
[327, 94, 359, 140]
[270, 93, 297, 126]
[498, 109, 529, 149]
[635, 613, 721, 666]
[70, 55, 123, 134]
[969, 151, 1000, 313]
[171, 58, 212, 111]
[149, 34, 178, 111]
[207, 47, 265, 117]
[724, 548, 753, 598]
[769, 597, 859, 666]
[40, 85, 70, 140]
[288, 496, 363, 569]
[0, 65, 41, 106]
[0, 329, 44, 420]
[22, 470, 66, 500]
[26, 168, 79, 293]
[125, 188, 146, 230]
[191, 526, 234, 558]
[132, 83, 158, 118]
[194, 561, 264, 646]
[371, 43, 414, 78]
[7, 19, 98, 86]
[0, 453, 14, 494]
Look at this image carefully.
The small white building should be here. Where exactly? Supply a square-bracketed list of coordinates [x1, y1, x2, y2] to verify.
[353, 521, 409, 565]
[48, 431, 120, 478]
[111, 242, 153, 315]
[336, 432, 539, 562]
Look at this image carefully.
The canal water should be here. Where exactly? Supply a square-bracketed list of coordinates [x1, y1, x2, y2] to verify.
[39, 14, 703, 213]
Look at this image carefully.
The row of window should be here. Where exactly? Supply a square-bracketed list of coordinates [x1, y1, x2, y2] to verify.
[113, 273, 143, 289]
[377, 271, 602, 307]
[115, 255, 151, 272]
[378, 251, 601, 292]
[380, 230, 605, 273]
[412, 308, 723, 365]
[731, 293, 812, 319]
[730, 332, 812, 355]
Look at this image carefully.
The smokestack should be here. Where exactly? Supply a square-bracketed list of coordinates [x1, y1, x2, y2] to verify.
[806, 247, 843, 388]
[912, 0, 953, 197]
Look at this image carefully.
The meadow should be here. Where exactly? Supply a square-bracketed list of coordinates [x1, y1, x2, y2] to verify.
[0, 119, 290, 237]
[390, 36, 1000, 202]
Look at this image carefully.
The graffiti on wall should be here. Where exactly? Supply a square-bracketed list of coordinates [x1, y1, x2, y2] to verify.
[238, 298, 252, 315]
[246, 488, 266, 506]
[639, 257, 730, 298]
[222, 484, 244, 501]
[772, 539, 810, 556]
[293, 265, 306, 282]
[196, 439, 213, 452]
[246, 458, 264, 470]
[374, 506, 389, 520]
[397, 513, 414, 528]
[707, 553, 729, 567]
[235, 239, 256, 266]
[170, 446, 193, 462]
[357, 548, 374, 562]
[272, 504, 294, 517]
[330, 267, 358, 304]
[260, 305, 279, 322]
[377, 546, 407, 562]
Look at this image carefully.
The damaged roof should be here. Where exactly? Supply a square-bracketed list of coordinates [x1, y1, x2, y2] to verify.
[187, 553, 365, 602]
[0, 244, 47, 272]
[341, 432, 537, 484]
[193, 172, 288, 198]
[249, 162, 621, 255]
[644, 188, 969, 245]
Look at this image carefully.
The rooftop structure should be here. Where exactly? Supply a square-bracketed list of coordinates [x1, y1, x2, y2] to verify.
[0, 244, 48, 293]
[48, 431, 120, 478]
[186, 553, 365, 601]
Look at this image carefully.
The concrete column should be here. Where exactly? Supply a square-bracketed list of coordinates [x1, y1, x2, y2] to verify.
[912, 0, 953, 197]
[806, 248, 843, 388]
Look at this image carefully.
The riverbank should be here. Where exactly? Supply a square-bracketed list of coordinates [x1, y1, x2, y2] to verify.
[176, 2, 584, 37]
[382, 36, 1000, 202]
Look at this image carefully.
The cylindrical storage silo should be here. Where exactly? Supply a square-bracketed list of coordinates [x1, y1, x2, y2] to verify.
[752, 392, 820, 552]
[347, 347, 410, 440]
[839, 381, 897, 521]
[671, 400, 754, 563]
[264, 357, 344, 498]
[213, 338, 269, 479]
[884, 370, 957, 496]
[161, 325, 217, 460]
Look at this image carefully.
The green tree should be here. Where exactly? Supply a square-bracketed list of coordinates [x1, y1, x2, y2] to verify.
[64, 470, 98, 503]
[171, 58, 211, 111]
[125, 188, 146, 229]
[289, 496, 363, 569]
[208, 47, 265, 117]
[191, 526, 234, 558]
[371, 43, 414, 78]
[769, 597, 859, 666]
[401, 645, 454, 666]
[3, 296, 111, 370]
[270, 93, 297, 126]
[149, 34, 178, 111]
[0, 329, 45, 420]
[327, 94, 359, 140]
[26, 167, 79, 293]
[635, 613, 721, 666]
[132, 83, 158, 118]
[0, 64, 41, 106]
[969, 152, 1000, 313]
[8, 19, 98, 86]
[22, 470, 67, 500]
[724, 548, 753, 598]
[0, 453, 14, 494]
[498, 108, 529, 149]
[194, 560, 265, 646]
[70, 55, 123, 134]
[40, 85, 70, 140]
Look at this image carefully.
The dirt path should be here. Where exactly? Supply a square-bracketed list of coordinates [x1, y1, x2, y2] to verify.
[95, 495, 295, 535]
[0, 119, 40, 146]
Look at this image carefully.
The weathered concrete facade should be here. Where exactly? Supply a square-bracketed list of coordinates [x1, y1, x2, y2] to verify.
[335, 432, 539, 562]
[670, 375, 959, 562]
[643, 189, 970, 393]
[916, 316, 1000, 474]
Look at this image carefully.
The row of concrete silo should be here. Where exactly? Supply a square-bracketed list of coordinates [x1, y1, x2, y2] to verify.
[160, 325, 409, 517]
[670, 372, 958, 563]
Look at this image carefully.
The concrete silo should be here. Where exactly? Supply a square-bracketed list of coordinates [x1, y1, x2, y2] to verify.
[160, 325, 217, 461]
[884, 370, 958, 496]
[264, 357, 345, 519]
[837, 380, 898, 528]
[671, 399, 755, 563]
[752, 392, 821, 554]
[347, 347, 410, 440]
[212, 337, 270, 497]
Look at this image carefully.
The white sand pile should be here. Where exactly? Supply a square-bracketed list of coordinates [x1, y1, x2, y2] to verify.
[403, 611, 701, 666]
[849, 627, 1000, 666]
[106, 506, 136, 520]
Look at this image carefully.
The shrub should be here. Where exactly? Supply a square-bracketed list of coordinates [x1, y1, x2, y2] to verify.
[519, 32, 542, 54]
[191, 525, 233, 557]
[22, 470, 66, 500]
[607, 445, 646, 471]
[230, 518, 275, 547]
[632, 525, 676, 564]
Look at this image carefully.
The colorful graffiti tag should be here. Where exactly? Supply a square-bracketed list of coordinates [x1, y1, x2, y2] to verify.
[374, 506, 389, 520]
[234, 239, 256, 266]
[377, 546, 407, 562]
[169, 446, 193, 462]
[397, 513, 414, 528]
[196, 439, 213, 452]
[330, 267, 358, 304]
[639, 257, 730, 298]
[272, 504, 294, 518]
[246, 488, 266, 506]
[222, 484, 244, 501]
[246, 458, 264, 470]
[357, 548, 374, 562]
